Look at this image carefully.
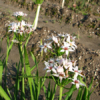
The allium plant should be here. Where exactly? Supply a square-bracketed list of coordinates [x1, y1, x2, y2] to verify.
[8, 12, 35, 100]
[40, 33, 86, 100]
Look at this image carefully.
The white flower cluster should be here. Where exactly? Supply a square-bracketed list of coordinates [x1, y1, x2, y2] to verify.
[8, 20, 34, 35]
[13, 11, 27, 17]
[8, 11, 35, 43]
[40, 33, 77, 56]
[44, 57, 85, 89]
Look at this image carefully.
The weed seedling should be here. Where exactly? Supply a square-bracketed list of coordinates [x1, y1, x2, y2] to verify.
[52, 20, 55, 23]
[88, 35, 92, 38]
[44, 20, 48, 23]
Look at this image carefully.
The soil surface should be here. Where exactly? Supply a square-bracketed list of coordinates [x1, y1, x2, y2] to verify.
[0, 0, 100, 99]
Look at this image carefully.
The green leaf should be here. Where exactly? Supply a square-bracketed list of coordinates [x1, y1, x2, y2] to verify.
[76, 87, 84, 100]
[57, 47, 65, 56]
[78, 76, 86, 86]
[0, 86, 10, 100]
[30, 65, 37, 72]
[24, 46, 34, 100]
[52, 83, 57, 100]
[61, 78, 72, 86]
[62, 92, 68, 96]
[82, 87, 88, 100]
[88, 77, 93, 91]
[43, 82, 57, 100]
[7, 88, 12, 99]
[31, 52, 36, 64]
[88, 83, 99, 99]
[43, 85, 46, 96]
[65, 85, 76, 100]
[30, 52, 38, 69]
[7, 35, 15, 56]
[0, 60, 3, 85]
[14, 62, 20, 100]
[22, 32, 32, 55]
[47, 82, 51, 99]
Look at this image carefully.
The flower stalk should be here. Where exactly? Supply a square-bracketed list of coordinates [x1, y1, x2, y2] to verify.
[59, 86, 63, 100]
[18, 42, 25, 100]
[62, 0, 65, 8]
[33, 4, 41, 30]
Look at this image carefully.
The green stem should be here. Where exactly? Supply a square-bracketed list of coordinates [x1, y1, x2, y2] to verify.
[4, 53, 9, 91]
[33, 4, 41, 30]
[62, 0, 65, 8]
[47, 49, 57, 56]
[18, 42, 25, 100]
[67, 51, 69, 59]
[59, 86, 63, 100]
[4, 35, 15, 91]
[52, 84, 57, 100]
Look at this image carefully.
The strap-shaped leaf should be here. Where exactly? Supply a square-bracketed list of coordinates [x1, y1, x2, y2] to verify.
[65, 85, 76, 100]
[88, 77, 93, 91]
[0, 60, 3, 85]
[76, 87, 84, 100]
[14, 62, 20, 100]
[0, 86, 10, 100]
[24, 46, 34, 100]
[82, 87, 88, 100]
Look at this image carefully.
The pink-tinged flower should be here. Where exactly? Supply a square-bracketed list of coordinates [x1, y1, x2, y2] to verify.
[56, 58, 64, 65]
[52, 66, 66, 82]
[17, 20, 26, 28]
[39, 42, 52, 53]
[71, 59, 77, 67]
[44, 61, 56, 73]
[8, 22, 18, 32]
[63, 59, 73, 72]
[12, 39, 19, 43]
[25, 25, 35, 33]
[52, 36, 59, 46]
[25, 28, 32, 34]
[26, 24, 33, 27]
[44, 61, 49, 68]
[60, 42, 74, 55]
[67, 34, 77, 50]
[73, 72, 78, 80]
[73, 66, 84, 80]
[44, 58, 55, 68]
[57, 66, 64, 73]
[52, 72, 66, 82]
[13, 11, 27, 17]
[69, 41, 77, 49]
[70, 35, 76, 41]
[44, 66, 56, 73]
[20, 20, 26, 26]
[18, 26, 25, 35]
[72, 79, 85, 89]
[48, 58, 55, 66]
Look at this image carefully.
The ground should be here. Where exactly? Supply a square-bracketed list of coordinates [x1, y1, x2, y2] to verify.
[0, 0, 100, 99]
